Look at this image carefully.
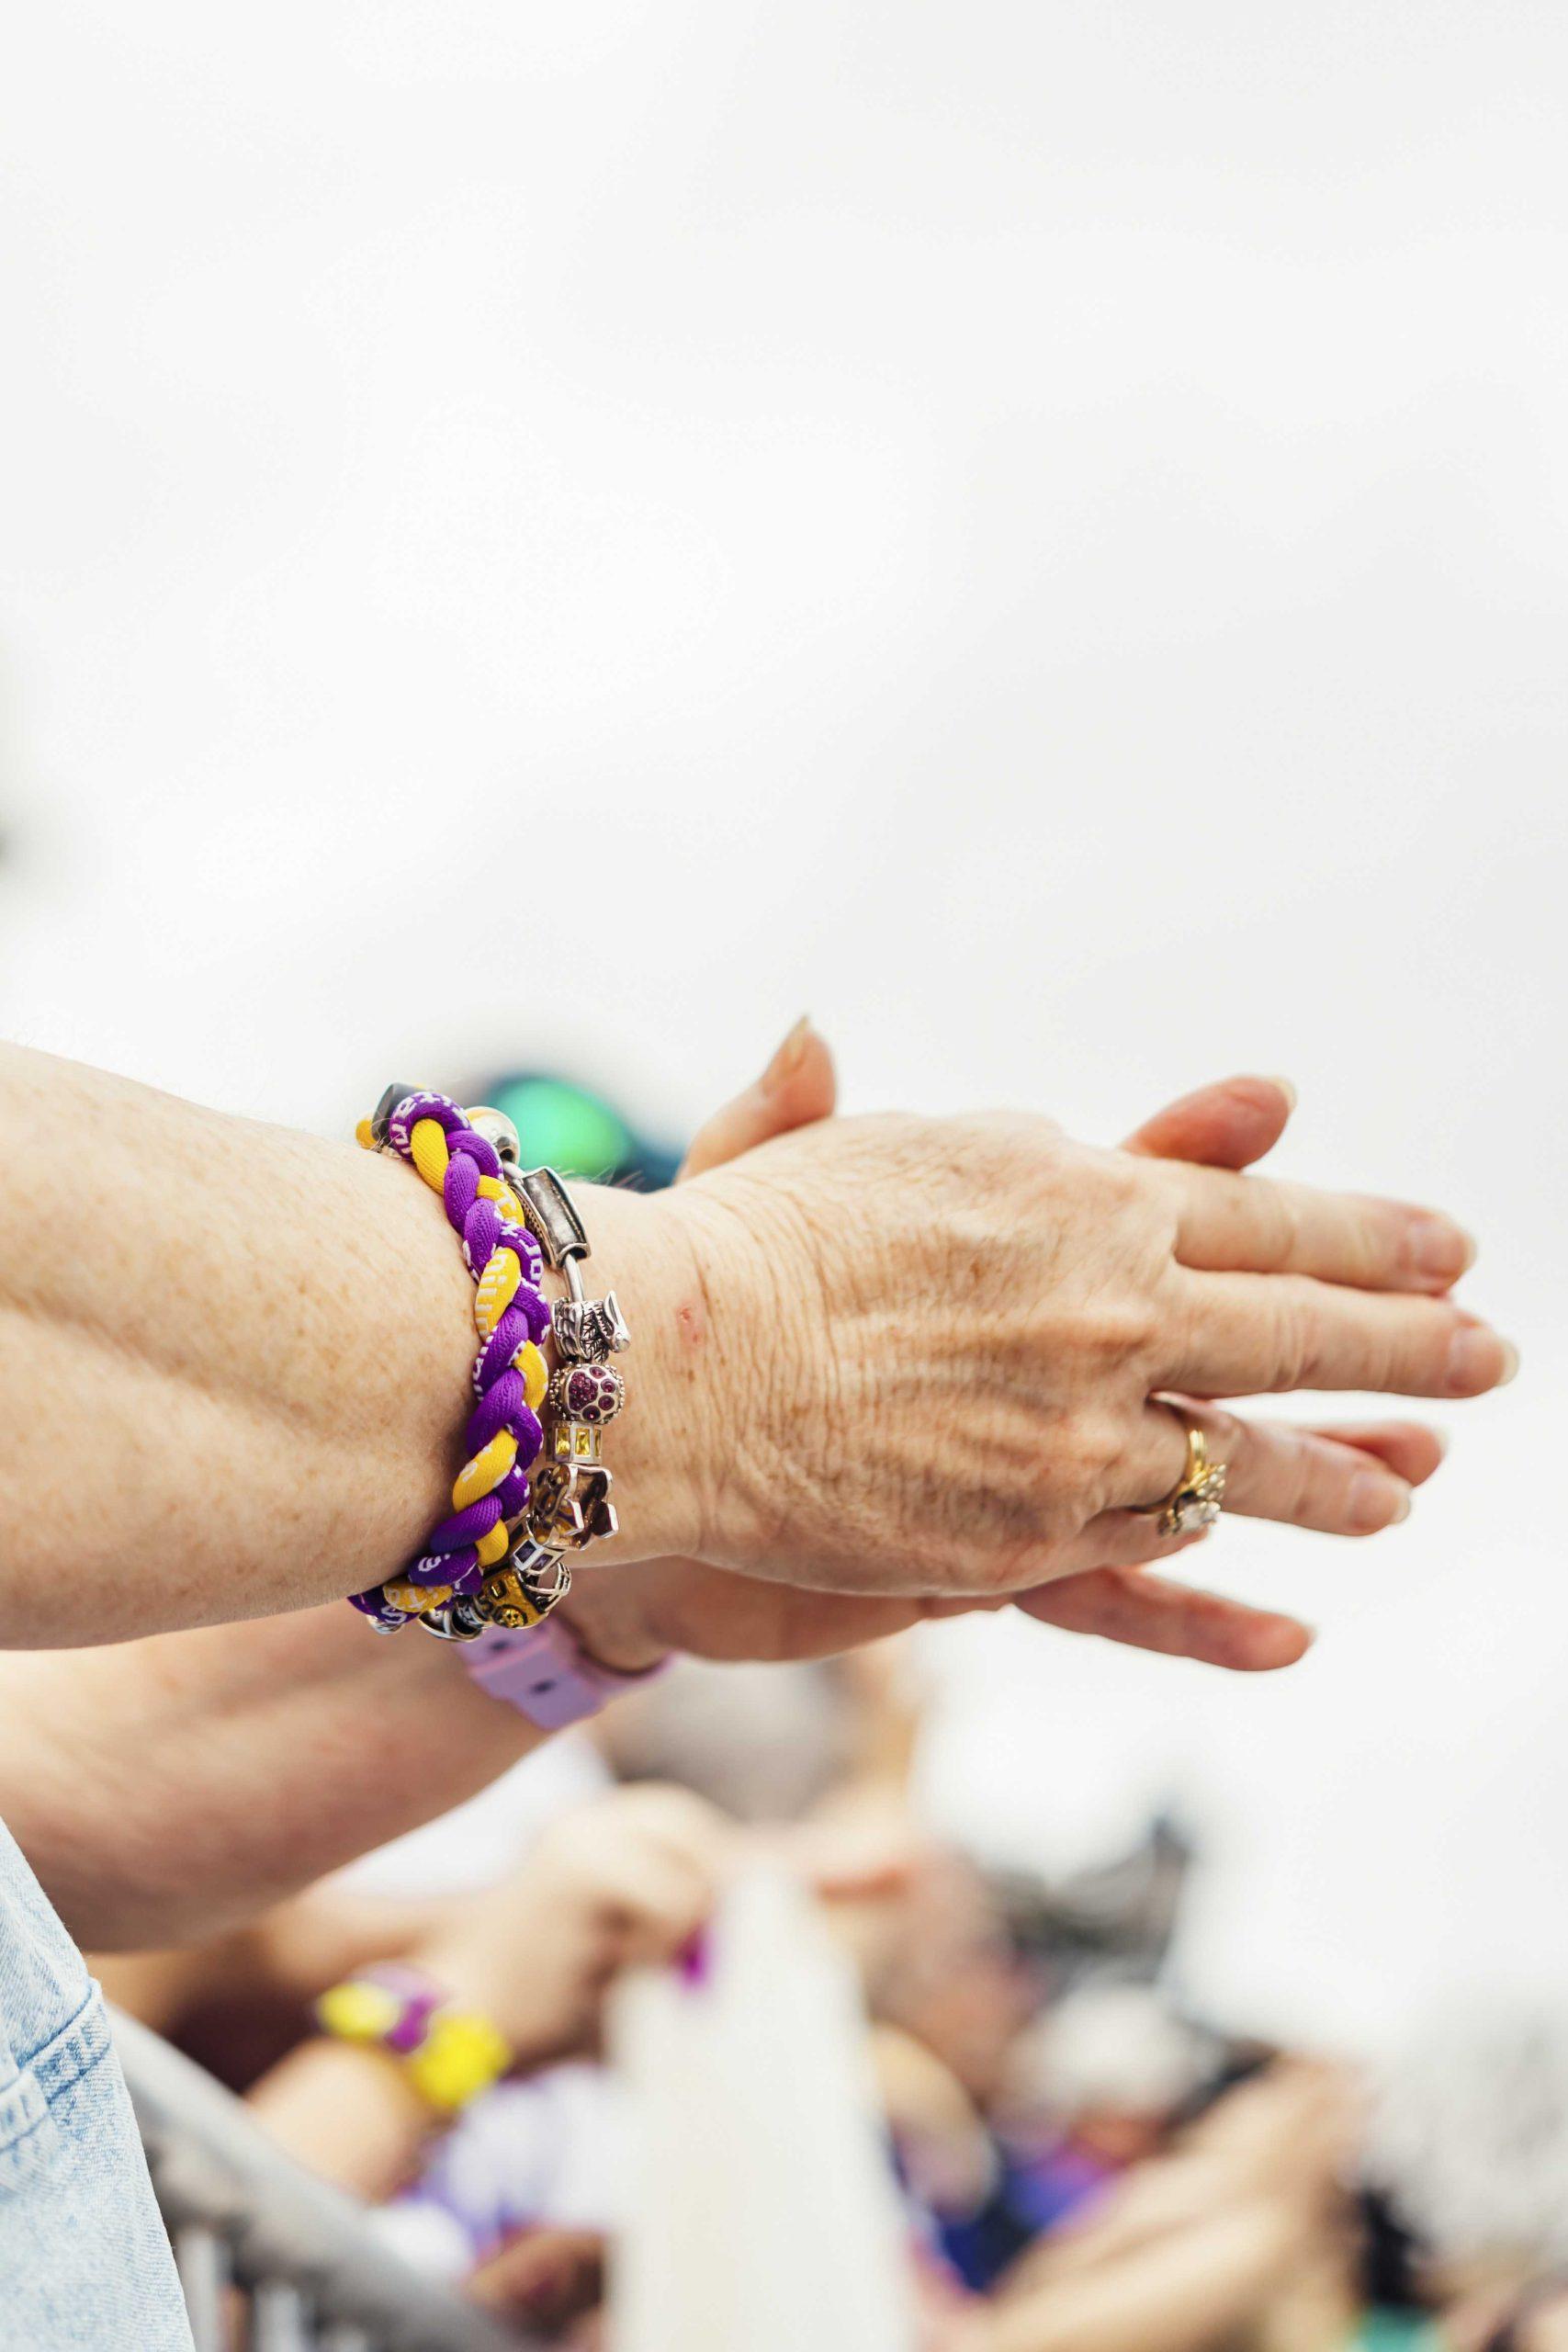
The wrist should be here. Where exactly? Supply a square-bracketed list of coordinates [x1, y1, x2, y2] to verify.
[406, 1929, 566, 2076]
[556, 1567, 670, 1677]
[315, 1957, 517, 2112]
[566, 1183, 725, 1566]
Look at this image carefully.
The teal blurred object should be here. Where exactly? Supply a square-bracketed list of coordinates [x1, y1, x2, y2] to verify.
[481, 1073, 682, 1191]
[1352, 2313, 1442, 2350]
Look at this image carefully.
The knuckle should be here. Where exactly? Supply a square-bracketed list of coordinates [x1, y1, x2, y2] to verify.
[1325, 1195, 1398, 1289]
[1027, 1482, 1089, 1553]
[1269, 1187, 1304, 1272]
[1412, 1301, 1459, 1391]
[1245, 1182, 1302, 1273]
[1283, 1433, 1323, 1524]
[1092, 1150, 1147, 1218]
[1055, 1407, 1123, 1497]
[1355, 1200, 1403, 1285]
[961, 1112, 1065, 1188]
[1021, 1442, 1103, 1541]
[1201, 1404, 1245, 1459]
[1074, 1293, 1161, 1367]
[1265, 1282, 1314, 1390]
[1355, 1306, 1410, 1393]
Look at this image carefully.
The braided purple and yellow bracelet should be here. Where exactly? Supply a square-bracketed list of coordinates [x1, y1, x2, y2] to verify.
[348, 1085, 627, 1639]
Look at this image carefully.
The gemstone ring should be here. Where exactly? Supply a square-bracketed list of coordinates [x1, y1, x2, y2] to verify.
[1139, 1412, 1228, 1539]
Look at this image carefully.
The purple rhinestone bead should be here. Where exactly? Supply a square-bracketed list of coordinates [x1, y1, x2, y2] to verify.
[548, 1362, 626, 1426]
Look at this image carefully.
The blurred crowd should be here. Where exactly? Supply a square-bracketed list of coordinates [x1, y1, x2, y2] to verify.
[98, 1633, 1568, 2352]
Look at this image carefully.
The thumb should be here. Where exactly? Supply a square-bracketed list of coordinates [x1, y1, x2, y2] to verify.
[1122, 1075, 1297, 1170]
[678, 1018, 837, 1180]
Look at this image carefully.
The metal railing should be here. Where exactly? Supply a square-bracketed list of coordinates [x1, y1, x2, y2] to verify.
[112, 2009, 537, 2352]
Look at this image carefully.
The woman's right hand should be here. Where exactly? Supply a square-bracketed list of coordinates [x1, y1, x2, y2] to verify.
[590, 1069, 1511, 1605]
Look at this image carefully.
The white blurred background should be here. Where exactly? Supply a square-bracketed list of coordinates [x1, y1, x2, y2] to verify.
[2, 0, 1564, 2053]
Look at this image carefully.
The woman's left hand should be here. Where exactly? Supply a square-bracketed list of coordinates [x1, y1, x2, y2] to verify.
[561, 1041, 1440, 1677]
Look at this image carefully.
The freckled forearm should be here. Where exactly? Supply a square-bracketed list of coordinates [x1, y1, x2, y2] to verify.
[0, 1048, 740, 1949]
[0, 1043, 711, 1647]
[0, 1605, 547, 1948]
[0, 1043, 481, 1645]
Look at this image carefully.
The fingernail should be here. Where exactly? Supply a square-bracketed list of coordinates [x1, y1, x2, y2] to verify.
[1447, 1329, 1518, 1394]
[761, 1015, 813, 1096]
[1349, 1473, 1410, 1532]
[1408, 1216, 1476, 1283]
[1265, 1076, 1298, 1112]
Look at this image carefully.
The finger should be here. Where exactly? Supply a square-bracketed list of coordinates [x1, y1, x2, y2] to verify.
[1168, 1164, 1475, 1295]
[768, 1818, 929, 1902]
[1168, 1274, 1518, 1399]
[1295, 1419, 1447, 1487]
[1047, 1512, 1223, 1578]
[1103, 1402, 1436, 1538]
[1019, 1569, 1312, 1672]
[678, 1019, 836, 1180]
[601, 1848, 717, 1959]
[609, 1784, 738, 1876]
[1122, 1076, 1296, 1172]
[622, 1558, 924, 1663]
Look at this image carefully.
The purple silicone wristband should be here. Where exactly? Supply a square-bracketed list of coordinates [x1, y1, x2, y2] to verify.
[458, 1612, 670, 1728]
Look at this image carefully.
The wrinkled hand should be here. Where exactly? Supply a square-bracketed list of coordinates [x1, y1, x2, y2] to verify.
[660, 1080, 1504, 1601]
[567, 1033, 1464, 1675]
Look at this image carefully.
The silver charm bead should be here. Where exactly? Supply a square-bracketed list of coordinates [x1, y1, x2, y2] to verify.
[552, 1289, 631, 1363]
[416, 1598, 486, 1644]
[528, 1460, 618, 1554]
[505, 1532, 570, 1585]
[503, 1166, 590, 1267]
[466, 1105, 522, 1165]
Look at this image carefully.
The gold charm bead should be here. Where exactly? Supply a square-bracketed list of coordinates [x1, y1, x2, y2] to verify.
[385, 1577, 455, 1613]
[552, 1419, 604, 1464]
[476, 1563, 553, 1632]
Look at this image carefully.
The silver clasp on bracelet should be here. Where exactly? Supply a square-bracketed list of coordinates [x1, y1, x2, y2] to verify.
[419, 1155, 628, 1646]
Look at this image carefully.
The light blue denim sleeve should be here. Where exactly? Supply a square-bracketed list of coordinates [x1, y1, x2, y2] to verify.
[0, 1815, 193, 2351]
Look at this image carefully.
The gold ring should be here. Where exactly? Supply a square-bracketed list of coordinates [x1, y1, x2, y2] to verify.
[1139, 1411, 1227, 1538]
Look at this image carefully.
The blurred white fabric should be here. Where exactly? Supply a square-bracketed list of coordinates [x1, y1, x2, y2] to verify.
[1, 1, 1564, 2052]
[610, 1871, 915, 2350]
[1369, 1997, 1568, 2265]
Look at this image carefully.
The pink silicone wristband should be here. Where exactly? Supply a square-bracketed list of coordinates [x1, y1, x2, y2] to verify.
[458, 1612, 670, 1728]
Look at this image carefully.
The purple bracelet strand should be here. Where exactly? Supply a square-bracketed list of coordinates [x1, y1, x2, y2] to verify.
[349, 1091, 550, 1633]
